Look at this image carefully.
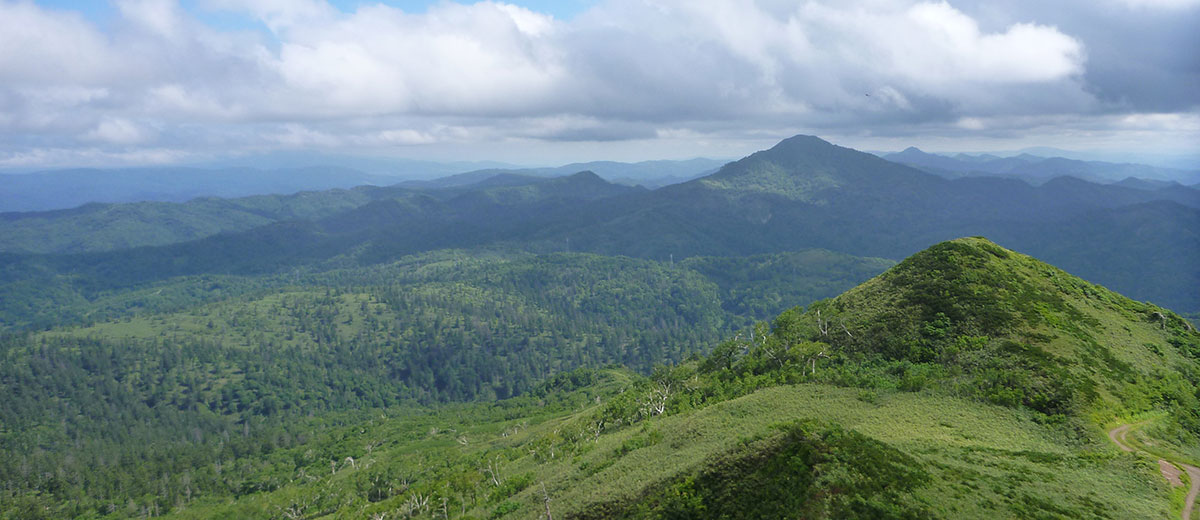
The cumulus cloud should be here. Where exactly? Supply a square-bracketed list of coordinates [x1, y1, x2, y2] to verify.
[83, 117, 152, 145]
[0, 0, 1194, 168]
[0, 2, 125, 85]
[1115, 0, 1200, 9]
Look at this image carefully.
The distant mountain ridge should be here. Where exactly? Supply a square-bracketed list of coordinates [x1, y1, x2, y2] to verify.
[1, 158, 724, 213]
[0, 166, 396, 212]
[402, 157, 725, 190]
[1, 134, 1196, 312]
[884, 146, 1200, 185]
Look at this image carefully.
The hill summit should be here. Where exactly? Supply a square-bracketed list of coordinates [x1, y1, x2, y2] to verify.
[694, 134, 938, 201]
[780, 237, 1199, 417]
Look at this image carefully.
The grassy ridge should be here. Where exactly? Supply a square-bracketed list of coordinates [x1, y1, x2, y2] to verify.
[145, 376, 1168, 519]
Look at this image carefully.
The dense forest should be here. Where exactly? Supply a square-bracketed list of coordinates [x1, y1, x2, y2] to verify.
[0, 248, 892, 518]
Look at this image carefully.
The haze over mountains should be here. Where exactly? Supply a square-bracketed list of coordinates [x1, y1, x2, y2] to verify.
[14, 143, 1196, 215]
[0, 159, 728, 213]
[884, 146, 1200, 186]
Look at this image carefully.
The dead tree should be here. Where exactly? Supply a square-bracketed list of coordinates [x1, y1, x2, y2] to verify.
[482, 457, 502, 487]
[541, 482, 554, 520]
[645, 380, 672, 416]
[816, 309, 830, 336]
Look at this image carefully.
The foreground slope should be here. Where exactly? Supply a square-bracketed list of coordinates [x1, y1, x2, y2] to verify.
[77, 237, 1193, 520]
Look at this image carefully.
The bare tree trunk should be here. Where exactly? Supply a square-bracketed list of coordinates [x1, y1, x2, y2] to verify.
[541, 482, 554, 520]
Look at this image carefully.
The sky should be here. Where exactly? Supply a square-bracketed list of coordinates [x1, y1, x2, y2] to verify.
[0, 0, 1197, 169]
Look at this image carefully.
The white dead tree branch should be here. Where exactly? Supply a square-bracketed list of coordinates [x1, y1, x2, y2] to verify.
[482, 457, 503, 487]
[816, 309, 830, 336]
[644, 380, 672, 416]
[541, 482, 554, 520]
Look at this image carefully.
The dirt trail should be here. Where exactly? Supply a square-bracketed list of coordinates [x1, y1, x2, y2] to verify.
[1161, 461, 1185, 487]
[1184, 464, 1200, 520]
[1108, 425, 1200, 520]
[1109, 424, 1135, 452]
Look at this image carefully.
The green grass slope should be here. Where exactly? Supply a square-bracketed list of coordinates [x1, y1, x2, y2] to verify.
[797, 236, 1199, 424]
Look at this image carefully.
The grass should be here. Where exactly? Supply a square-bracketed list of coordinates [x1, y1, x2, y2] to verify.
[155, 381, 1172, 519]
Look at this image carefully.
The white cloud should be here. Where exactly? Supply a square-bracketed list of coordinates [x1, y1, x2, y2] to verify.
[83, 117, 151, 145]
[202, 0, 335, 32]
[1115, 0, 1200, 9]
[0, 146, 196, 169]
[0, 0, 1192, 167]
[116, 0, 186, 38]
[265, 2, 566, 117]
[374, 129, 438, 146]
[0, 2, 126, 85]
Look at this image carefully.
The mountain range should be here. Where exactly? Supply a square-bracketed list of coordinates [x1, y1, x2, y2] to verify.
[885, 146, 1200, 186]
[2, 134, 1199, 519]
[0, 158, 726, 213]
[2, 135, 1197, 314]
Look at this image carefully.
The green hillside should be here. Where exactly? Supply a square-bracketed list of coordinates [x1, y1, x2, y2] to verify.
[5, 238, 1194, 519]
[0, 248, 893, 518]
[164, 238, 1200, 519]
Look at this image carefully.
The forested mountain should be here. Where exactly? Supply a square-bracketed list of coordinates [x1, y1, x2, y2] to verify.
[0, 158, 723, 216]
[0, 171, 633, 255]
[0, 187, 389, 254]
[405, 158, 725, 190]
[5, 239, 1194, 519]
[2, 135, 1196, 314]
[560, 135, 1200, 310]
[885, 146, 1200, 185]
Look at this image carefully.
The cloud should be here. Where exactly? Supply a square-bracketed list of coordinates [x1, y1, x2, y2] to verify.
[264, 2, 566, 117]
[0, 2, 125, 85]
[1115, 0, 1200, 9]
[0, 0, 1194, 168]
[83, 117, 152, 145]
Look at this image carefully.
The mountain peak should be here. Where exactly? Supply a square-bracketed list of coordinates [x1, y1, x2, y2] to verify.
[755, 134, 846, 160]
[693, 134, 937, 201]
[772, 134, 835, 148]
[561, 170, 606, 183]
